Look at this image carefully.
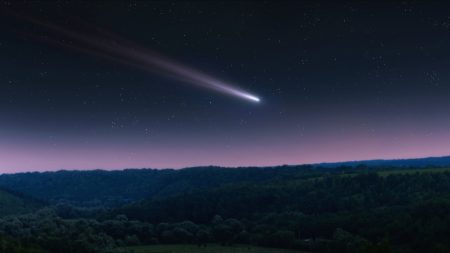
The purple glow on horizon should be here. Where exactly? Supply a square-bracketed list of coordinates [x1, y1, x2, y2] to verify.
[2, 127, 450, 173]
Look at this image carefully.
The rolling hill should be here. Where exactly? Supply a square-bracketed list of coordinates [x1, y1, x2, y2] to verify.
[0, 187, 44, 217]
[0, 166, 316, 207]
[318, 155, 450, 168]
[1, 155, 450, 207]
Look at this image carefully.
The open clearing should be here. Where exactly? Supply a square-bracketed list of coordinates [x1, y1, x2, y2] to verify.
[125, 244, 305, 253]
[377, 167, 450, 176]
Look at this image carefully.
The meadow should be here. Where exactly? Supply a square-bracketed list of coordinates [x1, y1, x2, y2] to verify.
[125, 244, 305, 253]
[376, 167, 450, 176]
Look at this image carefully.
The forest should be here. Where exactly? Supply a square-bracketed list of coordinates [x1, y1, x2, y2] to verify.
[1, 165, 450, 253]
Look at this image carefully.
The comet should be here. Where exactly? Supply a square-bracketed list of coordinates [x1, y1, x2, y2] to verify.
[15, 14, 261, 103]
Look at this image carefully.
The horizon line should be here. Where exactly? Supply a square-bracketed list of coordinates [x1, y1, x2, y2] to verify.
[2, 154, 449, 175]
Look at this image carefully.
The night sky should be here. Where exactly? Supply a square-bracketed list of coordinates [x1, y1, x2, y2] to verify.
[1, 1, 450, 173]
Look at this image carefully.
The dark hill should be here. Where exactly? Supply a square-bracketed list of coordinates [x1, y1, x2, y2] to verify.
[0, 187, 44, 217]
[1, 155, 450, 207]
[0, 166, 315, 207]
[112, 171, 450, 223]
[317, 155, 450, 167]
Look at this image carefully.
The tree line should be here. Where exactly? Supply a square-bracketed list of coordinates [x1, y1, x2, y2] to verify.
[3, 168, 450, 252]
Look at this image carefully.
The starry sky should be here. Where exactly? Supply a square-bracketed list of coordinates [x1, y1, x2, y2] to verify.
[1, 1, 450, 173]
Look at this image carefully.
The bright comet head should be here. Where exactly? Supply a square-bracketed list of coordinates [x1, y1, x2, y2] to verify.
[223, 86, 261, 103]
[245, 94, 261, 103]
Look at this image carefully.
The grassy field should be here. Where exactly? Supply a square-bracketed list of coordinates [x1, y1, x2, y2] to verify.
[376, 167, 450, 176]
[333, 167, 450, 178]
[125, 244, 304, 253]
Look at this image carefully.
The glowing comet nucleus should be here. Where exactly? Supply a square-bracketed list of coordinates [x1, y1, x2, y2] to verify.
[221, 85, 261, 103]
[244, 94, 261, 103]
[18, 14, 261, 103]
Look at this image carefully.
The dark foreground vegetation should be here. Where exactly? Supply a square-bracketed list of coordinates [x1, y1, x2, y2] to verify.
[1, 164, 450, 253]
